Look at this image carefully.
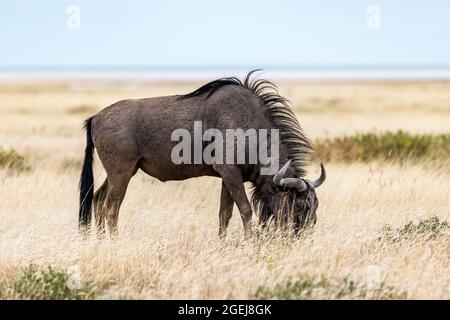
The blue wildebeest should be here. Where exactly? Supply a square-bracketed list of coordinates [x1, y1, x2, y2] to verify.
[78, 70, 325, 238]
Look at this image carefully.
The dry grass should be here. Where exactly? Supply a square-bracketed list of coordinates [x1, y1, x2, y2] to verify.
[0, 80, 449, 299]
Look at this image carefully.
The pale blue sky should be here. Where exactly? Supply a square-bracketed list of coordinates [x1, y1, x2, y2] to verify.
[1, 0, 449, 68]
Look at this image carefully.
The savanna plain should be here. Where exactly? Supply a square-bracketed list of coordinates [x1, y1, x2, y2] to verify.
[0, 80, 448, 299]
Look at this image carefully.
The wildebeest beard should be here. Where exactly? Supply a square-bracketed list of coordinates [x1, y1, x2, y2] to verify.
[252, 184, 319, 235]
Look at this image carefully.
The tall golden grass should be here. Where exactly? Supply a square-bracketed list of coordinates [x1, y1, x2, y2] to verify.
[0, 81, 448, 299]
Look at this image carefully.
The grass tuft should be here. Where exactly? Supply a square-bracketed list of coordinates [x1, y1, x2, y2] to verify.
[252, 274, 405, 300]
[315, 131, 450, 163]
[379, 216, 449, 243]
[0, 147, 29, 171]
[9, 265, 98, 300]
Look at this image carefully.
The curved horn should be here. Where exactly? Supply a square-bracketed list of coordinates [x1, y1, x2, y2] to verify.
[280, 178, 307, 192]
[273, 160, 292, 186]
[312, 163, 326, 188]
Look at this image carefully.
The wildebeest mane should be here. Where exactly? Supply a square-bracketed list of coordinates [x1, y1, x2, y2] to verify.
[182, 77, 243, 99]
[182, 69, 312, 177]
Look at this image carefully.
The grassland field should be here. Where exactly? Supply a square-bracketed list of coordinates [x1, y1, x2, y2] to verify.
[0, 80, 448, 299]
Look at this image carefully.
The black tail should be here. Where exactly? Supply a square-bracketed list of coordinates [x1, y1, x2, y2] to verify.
[79, 117, 94, 234]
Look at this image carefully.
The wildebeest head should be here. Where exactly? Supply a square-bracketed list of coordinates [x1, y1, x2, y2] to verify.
[254, 160, 326, 234]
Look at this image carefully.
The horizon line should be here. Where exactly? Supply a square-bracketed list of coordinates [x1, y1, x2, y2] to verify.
[2, 64, 450, 71]
[2, 66, 450, 81]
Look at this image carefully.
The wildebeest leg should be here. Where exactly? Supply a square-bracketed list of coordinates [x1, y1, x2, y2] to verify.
[259, 214, 271, 231]
[93, 179, 108, 237]
[218, 182, 234, 238]
[104, 167, 137, 239]
[214, 164, 252, 238]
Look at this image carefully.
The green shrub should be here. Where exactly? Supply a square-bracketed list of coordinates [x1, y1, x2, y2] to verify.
[253, 274, 330, 299]
[11, 266, 97, 300]
[252, 274, 405, 300]
[380, 216, 449, 243]
[0, 147, 28, 171]
[314, 131, 450, 163]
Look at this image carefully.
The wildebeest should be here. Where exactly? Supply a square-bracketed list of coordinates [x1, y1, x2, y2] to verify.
[79, 70, 325, 238]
